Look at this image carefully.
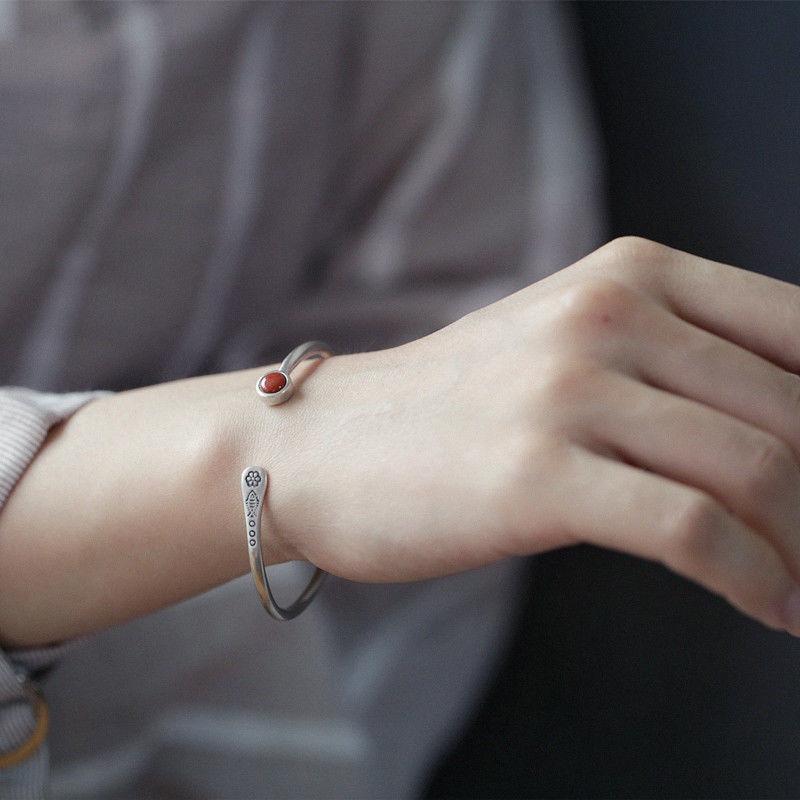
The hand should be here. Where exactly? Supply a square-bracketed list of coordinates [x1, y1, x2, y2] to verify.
[257, 237, 800, 636]
[5, 236, 800, 646]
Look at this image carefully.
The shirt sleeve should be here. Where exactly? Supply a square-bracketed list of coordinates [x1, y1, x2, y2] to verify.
[299, 1, 605, 355]
[0, 387, 111, 797]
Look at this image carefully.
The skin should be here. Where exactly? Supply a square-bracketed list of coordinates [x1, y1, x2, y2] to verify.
[3, 236, 800, 646]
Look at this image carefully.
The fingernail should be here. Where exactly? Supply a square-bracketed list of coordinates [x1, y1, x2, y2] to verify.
[783, 588, 800, 634]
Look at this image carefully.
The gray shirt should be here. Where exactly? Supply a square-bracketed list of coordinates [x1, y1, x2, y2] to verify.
[0, 2, 605, 797]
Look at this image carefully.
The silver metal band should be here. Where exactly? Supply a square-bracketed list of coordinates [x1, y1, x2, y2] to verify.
[242, 341, 332, 620]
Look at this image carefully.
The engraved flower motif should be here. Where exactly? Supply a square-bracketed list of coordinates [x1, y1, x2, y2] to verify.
[245, 470, 262, 487]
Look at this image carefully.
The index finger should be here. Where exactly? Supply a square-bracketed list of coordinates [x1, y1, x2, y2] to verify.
[610, 237, 800, 374]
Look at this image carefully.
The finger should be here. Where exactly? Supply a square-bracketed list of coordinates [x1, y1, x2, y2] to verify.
[616, 238, 800, 373]
[578, 370, 800, 585]
[560, 444, 800, 636]
[626, 295, 800, 459]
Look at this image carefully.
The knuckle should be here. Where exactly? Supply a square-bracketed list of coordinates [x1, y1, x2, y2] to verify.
[504, 432, 565, 488]
[741, 435, 797, 501]
[666, 492, 729, 566]
[603, 235, 671, 265]
[555, 277, 640, 336]
[536, 359, 601, 406]
[492, 434, 570, 549]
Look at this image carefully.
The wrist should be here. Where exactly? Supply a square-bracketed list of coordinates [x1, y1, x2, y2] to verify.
[205, 363, 307, 569]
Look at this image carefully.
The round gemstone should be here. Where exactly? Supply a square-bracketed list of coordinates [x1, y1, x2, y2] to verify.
[259, 371, 287, 394]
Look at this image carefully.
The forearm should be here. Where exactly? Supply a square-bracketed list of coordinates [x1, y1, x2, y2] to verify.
[0, 363, 299, 647]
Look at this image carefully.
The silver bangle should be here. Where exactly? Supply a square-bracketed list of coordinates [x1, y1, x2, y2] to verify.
[241, 341, 332, 620]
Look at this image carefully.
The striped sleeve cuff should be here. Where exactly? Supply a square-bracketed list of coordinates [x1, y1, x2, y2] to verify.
[0, 387, 112, 508]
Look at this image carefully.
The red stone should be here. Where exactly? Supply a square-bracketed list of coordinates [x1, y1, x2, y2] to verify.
[259, 371, 287, 394]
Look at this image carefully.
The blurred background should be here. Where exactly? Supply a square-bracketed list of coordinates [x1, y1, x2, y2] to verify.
[4, 1, 800, 798]
[427, 3, 800, 798]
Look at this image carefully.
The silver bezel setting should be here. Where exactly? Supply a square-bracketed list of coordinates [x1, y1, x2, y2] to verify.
[255, 372, 294, 405]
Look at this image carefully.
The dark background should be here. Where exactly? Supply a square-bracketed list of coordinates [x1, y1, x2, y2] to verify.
[425, 2, 800, 798]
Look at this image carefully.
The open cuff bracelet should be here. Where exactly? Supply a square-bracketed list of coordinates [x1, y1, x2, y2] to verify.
[241, 341, 332, 621]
